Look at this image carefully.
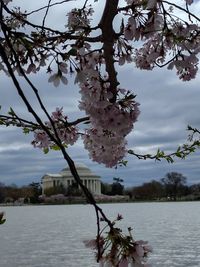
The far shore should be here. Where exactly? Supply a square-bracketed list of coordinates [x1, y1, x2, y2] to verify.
[1, 197, 200, 207]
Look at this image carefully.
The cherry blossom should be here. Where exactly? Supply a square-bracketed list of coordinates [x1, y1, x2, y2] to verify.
[32, 108, 79, 150]
[2, 0, 12, 4]
[0, 1, 199, 266]
[66, 7, 94, 30]
[185, 0, 193, 5]
[48, 73, 68, 87]
[118, 258, 129, 267]
[78, 73, 140, 166]
[83, 128, 127, 167]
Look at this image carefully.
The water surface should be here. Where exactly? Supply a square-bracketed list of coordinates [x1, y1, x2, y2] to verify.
[0, 202, 200, 266]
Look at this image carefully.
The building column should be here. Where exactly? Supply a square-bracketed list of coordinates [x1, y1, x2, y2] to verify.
[90, 180, 92, 192]
[90, 180, 93, 193]
[86, 180, 88, 190]
[95, 180, 98, 194]
[93, 180, 96, 193]
[92, 180, 95, 193]
[89, 180, 91, 192]
[94, 180, 96, 194]
[97, 181, 101, 194]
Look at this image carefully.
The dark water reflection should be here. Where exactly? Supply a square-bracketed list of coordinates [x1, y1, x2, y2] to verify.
[0, 202, 200, 267]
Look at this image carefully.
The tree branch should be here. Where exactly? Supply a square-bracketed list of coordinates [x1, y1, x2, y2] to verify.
[99, 0, 120, 99]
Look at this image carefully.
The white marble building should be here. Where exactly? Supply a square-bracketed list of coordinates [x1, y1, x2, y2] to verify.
[41, 163, 101, 195]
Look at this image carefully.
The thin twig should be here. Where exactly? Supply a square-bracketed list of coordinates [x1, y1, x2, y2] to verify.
[26, 0, 75, 16]
[42, 0, 52, 30]
[162, 0, 200, 23]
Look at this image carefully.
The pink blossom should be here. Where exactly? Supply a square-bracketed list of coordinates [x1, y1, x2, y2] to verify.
[119, 258, 129, 267]
[104, 261, 112, 267]
[83, 239, 97, 249]
[48, 73, 68, 87]
[59, 62, 68, 74]
[146, 0, 157, 10]
[48, 74, 61, 87]
[26, 63, 37, 74]
[185, 0, 193, 4]
[66, 7, 93, 30]
[83, 128, 127, 167]
[32, 108, 79, 150]
[32, 130, 50, 149]
[2, 0, 12, 4]
[130, 240, 152, 266]
[51, 107, 64, 120]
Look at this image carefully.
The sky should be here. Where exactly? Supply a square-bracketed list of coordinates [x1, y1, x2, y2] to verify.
[0, 0, 200, 188]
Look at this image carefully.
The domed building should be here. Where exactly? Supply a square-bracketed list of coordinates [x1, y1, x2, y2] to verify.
[41, 163, 101, 195]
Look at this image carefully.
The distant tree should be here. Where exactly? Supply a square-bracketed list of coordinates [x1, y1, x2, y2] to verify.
[44, 184, 65, 197]
[4, 184, 21, 201]
[101, 182, 112, 195]
[66, 182, 82, 197]
[0, 182, 6, 203]
[113, 177, 124, 183]
[132, 180, 164, 200]
[111, 177, 124, 195]
[161, 172, 187, 200]
[189, 183, 200, 196]
[28, 182, 42, 203]
[20, 185, 34, 201]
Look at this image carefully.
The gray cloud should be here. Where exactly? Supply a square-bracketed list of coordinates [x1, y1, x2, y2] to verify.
[0, 1, 200, 187]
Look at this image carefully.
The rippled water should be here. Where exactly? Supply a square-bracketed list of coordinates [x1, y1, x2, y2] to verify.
[0, 202, 200, 267]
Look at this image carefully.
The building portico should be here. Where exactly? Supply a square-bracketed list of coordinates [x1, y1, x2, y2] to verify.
[41, 163, 101, 195]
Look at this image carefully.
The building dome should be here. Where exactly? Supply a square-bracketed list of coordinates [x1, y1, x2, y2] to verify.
[61, 162, 91, 174]
[60, 163, 99, 177]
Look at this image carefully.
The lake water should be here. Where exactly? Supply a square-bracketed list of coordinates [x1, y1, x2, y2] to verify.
[0, 202, 200, 267]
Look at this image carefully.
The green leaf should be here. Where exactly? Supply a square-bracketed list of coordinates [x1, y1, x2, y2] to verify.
[68, 48, 77, 56]
[0, 219, 6, 225]
[43, 147, 49, 154]
[51, 145, 61, 151]
[118, 160, 128, 167]
[175, 152, 182, 158]
[166, 157, 174, 163]
[8, 107, 15, 116]
[23, 128, 30, 134]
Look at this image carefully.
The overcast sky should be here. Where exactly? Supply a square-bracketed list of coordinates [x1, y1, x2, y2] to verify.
[0, 0, 200, 187]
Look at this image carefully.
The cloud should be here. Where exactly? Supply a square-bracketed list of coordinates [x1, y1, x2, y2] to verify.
[0, 0, 200, 187]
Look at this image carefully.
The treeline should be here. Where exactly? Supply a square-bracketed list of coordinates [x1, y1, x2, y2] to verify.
[44, 183, 83, 197]
[1, 172, 200, 203]
[102, 172, 200, 201]
[0, 182, 42, 203]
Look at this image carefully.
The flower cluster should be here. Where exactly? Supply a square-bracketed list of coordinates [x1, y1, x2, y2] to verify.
[83, 128, 127, 168]
[78, 72, 140, 167]
[66, 6, 94, 31]
[122, 1, 199, 81]
[32, 108, 79, 151]
[134, 34, 165, 70]
[168, 54, 198, 81]
[84, 215, 152, 267]
[0, 0, 199, 165]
